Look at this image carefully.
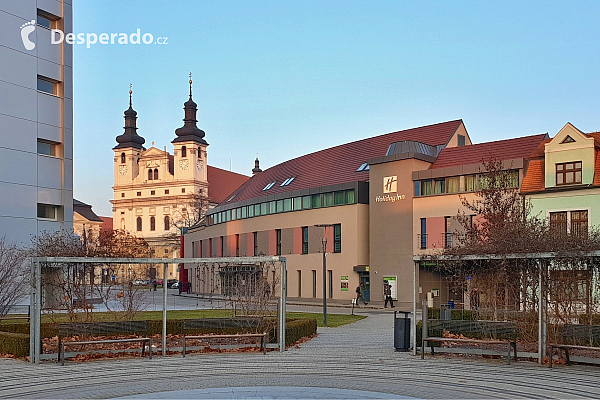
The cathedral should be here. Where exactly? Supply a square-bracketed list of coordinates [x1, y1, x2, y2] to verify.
[111, 78, 248, 280]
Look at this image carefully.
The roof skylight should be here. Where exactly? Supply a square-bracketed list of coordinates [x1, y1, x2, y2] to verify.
[356, 163, 369, 172]
[263, 182, 276, 191]
[280, 177, 295, 186]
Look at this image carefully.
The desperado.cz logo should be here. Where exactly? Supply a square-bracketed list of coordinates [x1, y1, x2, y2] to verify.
[20, 22, 167, 50]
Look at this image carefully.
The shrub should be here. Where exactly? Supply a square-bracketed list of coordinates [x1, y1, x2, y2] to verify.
[0, 331, 29, 357]
[427, 308, 477, 320]
[282, 318, 317, 346]
[579, 314, 600, 325]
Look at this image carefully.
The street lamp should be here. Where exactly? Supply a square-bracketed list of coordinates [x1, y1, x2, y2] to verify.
[315, 224, 334, 326]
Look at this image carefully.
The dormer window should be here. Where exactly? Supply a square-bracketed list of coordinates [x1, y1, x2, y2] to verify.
[181, 146, 187, 158]
[556, 161, 581, 185]
[120, 153, 125, 163]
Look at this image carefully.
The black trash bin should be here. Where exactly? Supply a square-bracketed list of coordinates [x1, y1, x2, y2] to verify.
[394, 311, 411, 351]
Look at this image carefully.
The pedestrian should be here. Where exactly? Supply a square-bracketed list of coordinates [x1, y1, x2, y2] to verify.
[355, 283, 367, 306]
[178, 281, 183, 295]
[186, 281, 191, 294]
[153, 280, 157, 291]
[384, 284, 394, 308]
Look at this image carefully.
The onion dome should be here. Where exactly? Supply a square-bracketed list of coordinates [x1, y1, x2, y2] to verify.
[114, 86, 145, 150]
[172, 75, 208, 145]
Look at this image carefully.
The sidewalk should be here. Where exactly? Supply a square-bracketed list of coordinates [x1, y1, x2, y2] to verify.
[1, 313, 599, 399]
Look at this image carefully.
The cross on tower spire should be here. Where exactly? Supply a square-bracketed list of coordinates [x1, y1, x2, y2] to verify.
[129, 83, 133, 107]
[189, 72, 193, 98]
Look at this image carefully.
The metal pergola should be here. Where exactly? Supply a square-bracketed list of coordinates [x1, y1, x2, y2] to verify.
[412, 250, 600, 364]
[29, 256, 287, 364]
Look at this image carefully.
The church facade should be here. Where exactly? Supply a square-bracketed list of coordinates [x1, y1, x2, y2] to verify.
[111, 80, 248, 280]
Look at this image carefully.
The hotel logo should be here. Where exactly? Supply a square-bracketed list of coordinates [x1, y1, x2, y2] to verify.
[383, 176, 397, 193]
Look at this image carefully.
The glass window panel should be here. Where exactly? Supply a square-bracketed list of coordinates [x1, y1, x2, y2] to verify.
[276, 200, 283, 212]
[37, 78, 54, 94]
[241, 207, 247, 219]
[556, 164, 564, 171]
[312, 194, 322, 208]
[346, 190, 355, 204]
[434, 180, 445, 194]
[302, 196, 311, 209]
[37, 141, 55, 156]
[284, 198, 292, 211]
[323, 192, 334, 207]
[575, 171, 582, 183]
[293, 197, 302, 210]
[557, 174, 563, 185]
[421, 180, 433, 195]
[226, 210, 231, 222]
[248, 206, 254, 218]
[260, 203, 267, 215]
[446, 177, 459, 193]
[269, 201, 276, 214]
[231, 209, 237, 220]
[465, 175, 475, 192]
[414, 181, 420, 197]
[37, 14, 51, 28]
[566, 172, 574, 184]
[334, 191, 345, 205]
[575, 162, 582, 169]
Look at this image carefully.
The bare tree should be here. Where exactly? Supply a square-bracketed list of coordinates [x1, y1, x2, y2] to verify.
[0, 236, 28, 317]
[31, 229, 152, 322]
[161, 188, 210, 247]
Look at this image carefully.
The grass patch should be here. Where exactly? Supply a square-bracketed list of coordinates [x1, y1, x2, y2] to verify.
[3, 309, 365, 328]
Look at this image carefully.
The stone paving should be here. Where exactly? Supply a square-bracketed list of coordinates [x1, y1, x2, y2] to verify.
[1, 310, 600, 399]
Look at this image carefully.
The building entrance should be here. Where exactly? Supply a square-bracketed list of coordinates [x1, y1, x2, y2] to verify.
[358, 272, 370, 302]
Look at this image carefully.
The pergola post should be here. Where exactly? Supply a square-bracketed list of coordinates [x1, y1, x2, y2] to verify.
[162, 262, 168, 357]
[279, 258, 287, 352]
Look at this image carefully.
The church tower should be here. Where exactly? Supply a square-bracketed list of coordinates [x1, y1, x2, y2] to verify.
[113, 87, 145, 189]
[172, 75, 208, 194]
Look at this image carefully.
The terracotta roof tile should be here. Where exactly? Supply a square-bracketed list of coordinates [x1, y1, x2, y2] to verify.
[593, 150, 600, 187]
[431, 134, 548, 169]
[521, 159, 546, 193]
[100, 216, 113, 231]
[223, 120, 463, 204]
[207, 166, 249, 204]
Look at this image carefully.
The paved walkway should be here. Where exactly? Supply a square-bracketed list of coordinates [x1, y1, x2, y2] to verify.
[1, 311, 600, 399]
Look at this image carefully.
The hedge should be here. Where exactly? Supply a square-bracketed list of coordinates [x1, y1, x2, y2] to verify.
[427, 308, 477, 321]
[0, 332, 29, 357]
[579, 314, 600, 325]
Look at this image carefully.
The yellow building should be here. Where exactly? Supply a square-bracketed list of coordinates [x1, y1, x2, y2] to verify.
[111, 83, 248, 279]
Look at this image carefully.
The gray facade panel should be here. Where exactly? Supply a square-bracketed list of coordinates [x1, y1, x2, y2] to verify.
[0, 114, 37, 153]
[0, 46, 37, 88]
[0, 216, 37, 247]
[0, 148, 37, 185]
[0, 81, 37, 122]
[36, 26, 61, 64]
[0, 1, 36, 20]
[37, 92, 61, 127]
[0, 181, 37, 219]
[37, 122, 61, 143]
[37, 154, 62, 189]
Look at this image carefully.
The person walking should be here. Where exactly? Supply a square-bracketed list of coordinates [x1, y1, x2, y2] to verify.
[384, 284, 394, 308]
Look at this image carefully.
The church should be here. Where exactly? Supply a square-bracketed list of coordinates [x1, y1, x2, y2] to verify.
[111, 78, 248, 280]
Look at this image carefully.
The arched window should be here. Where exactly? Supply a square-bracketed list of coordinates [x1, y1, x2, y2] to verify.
[148, 169, 153, 180]
[164, 216, 170, 231]
[136, 217, 142, 231]
[120, 153, 125, 163]
[121, 218, 125, 229]
[181, 146, 187, 158]
[154, 168, 159, 180]
[150, 216, 156, 231]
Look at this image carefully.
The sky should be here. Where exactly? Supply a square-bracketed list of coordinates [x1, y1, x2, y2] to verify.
[72, 0, 600, 216]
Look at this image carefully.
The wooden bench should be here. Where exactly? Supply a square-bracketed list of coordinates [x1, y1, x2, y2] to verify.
[183, 333, 267, 356]
[60, 337, 152, 365]
[422, 320, 517, 364]
[549, 323, 600, 368]
[182, 317, 267, 357]
[58, 321, 151, 365]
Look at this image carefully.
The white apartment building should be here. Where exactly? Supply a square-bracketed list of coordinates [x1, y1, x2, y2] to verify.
[0, 0, 73, 246]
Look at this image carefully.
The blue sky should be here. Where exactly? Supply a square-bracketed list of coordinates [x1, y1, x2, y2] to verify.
[73, 0, 600, 216]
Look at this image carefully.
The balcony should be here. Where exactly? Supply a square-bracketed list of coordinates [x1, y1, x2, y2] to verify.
[417, 234, 428, 250]
[442, 232, 453, 248]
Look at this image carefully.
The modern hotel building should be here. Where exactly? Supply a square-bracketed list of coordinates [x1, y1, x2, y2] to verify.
[0, 0, 73, 246]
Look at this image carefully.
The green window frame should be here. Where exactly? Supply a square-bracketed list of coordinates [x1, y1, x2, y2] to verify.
[312, 194, 323, 208]
[293, 197, 302, 210]
[302, 196, 311, 209]
[323, 192, 334, 207]
[333, 224, 341, 253]
[346, 189, 355, 204]
[260, 203, 267, 215]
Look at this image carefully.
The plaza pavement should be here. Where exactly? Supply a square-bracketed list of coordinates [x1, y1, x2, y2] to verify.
[1, 310, 600, 399]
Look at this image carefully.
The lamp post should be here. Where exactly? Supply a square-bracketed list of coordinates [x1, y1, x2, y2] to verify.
[315, 224, 334, 326]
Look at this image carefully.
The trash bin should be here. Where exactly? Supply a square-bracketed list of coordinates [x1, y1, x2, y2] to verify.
[394, 311, 411, 351]
[440, 304, 451, 320]
[448, 300, 455, 309]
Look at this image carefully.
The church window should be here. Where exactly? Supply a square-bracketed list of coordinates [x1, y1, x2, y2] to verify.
[136, 217, 142, 231]
[150, 216, 156, 231]
[154, 168, 159, 180]
[137, 192, 141, 196]
[151, 190, 155, 195]
[121, 218, 125, 229]
[165, 189, 169, 194]
[121, 193, 124, 197]
[182, 146, 187, 157]
[120, 153, 125, 163]
[164, 216, 170, 231]
[148, 169, 153, 180]
[182, 188, 186, 193]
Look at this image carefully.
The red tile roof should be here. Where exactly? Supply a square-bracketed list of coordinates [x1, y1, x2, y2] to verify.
[431, 134, 548, 169]
[207, 165, 250, 204]
[100, 216, 113, 231]
[521, 159, 546, 193]
[593, 150, 600, 187]
[223, 120, 463, 204]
